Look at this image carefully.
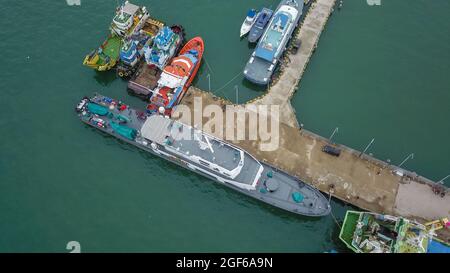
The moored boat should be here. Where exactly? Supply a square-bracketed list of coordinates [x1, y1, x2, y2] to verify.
[111, 1, 149, 38]
[128, 25, 185, 99]
[75, 94, 331, 218]
[144, 25, 185, 70]
[141, 17, 165, 38]
[244, 0, 303, 85]
[116, 34, 150, 78]
[146, 37, 204, 116]
[83, 34, 122, 71]
[127, 62, 162, 99]
[116, 18, 164, 79]
[339, 211, 432, 253]
[240, 9, 258, 38]
[248, 8, 273, 43]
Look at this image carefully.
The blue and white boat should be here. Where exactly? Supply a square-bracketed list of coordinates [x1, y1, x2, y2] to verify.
[240, 9, 258, 38]
[248, 8, 273, 43]
[143, 25, 184, 70]
[116, 32, 152, 78]
[244, 0, 303, 85]
[122, 34, 150, 66]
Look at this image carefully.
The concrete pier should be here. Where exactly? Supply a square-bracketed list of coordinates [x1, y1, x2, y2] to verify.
[174, 0, 450, 241]
[175, 88, 450, 241]
[247, 0, 338, 128]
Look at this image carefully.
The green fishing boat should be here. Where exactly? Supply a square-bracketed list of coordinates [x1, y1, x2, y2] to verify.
[339, 211, 431, 253]
[83, 34, 122, 71]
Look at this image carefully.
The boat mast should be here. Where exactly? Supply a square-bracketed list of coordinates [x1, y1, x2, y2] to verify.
[204, 136, 214, 154]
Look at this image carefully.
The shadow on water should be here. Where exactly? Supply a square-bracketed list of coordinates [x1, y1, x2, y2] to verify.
[328, 224, 352, 253]
[241, 78, 267, 93]
[191, 60, 206, 87]
[94, 70, 117, 86]
[247, 41, 257, 50]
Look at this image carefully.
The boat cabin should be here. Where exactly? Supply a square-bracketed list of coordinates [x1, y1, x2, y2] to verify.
[140, 115, 263, 190]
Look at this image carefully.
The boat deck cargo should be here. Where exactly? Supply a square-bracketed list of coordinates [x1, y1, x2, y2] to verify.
[141, 18, 165, 37]
[127, 63, 161, 98]
[76, 94, 331, 218]
[128, 25, 185, 100]
[339, 211, 431, 253]
[116, 18, 165, 79]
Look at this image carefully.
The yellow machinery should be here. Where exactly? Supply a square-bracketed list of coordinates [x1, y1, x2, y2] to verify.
[425, 218, 449, 231]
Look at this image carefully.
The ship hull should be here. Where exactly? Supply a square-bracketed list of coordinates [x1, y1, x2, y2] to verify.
[175, 37, 205, 105]
[83, 117, 330, 217]
[77, 95, 330, 217]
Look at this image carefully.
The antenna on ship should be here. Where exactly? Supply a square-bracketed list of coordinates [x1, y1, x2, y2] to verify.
[204, 136, 215, 154]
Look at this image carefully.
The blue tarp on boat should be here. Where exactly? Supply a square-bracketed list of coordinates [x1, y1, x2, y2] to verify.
[247, 9, 256, 18]
[154, 26, 174, 48]
[255, 8, 273, 28]
[427, 239, 450, 253]
[255, 47, 275, 62]
[120, 41, 138, 64]
[110, 121, 137, 140]
[87, 103, 109, 116]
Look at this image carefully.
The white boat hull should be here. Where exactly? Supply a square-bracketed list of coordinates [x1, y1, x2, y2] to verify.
[240, 13, 258, 38]
[240, 25, 252, 37]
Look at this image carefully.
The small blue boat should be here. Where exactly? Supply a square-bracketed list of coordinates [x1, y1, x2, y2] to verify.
[248, 8, 274, 43]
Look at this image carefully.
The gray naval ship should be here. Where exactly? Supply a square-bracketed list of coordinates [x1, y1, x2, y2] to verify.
[76, 94, 331, 217]
[244, 0, 303, 85]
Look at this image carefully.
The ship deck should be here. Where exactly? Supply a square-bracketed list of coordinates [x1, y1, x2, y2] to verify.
[140, 115, 243, 172]
[130, 64, 161, 91]
[79, 95, 331, 215]
[103, 36, 121, 59]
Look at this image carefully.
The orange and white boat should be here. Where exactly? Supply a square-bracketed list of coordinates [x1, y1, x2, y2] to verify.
[147, 37, 204, 116]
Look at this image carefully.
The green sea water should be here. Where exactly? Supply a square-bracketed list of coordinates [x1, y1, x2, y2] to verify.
[0, 0, 448, 252]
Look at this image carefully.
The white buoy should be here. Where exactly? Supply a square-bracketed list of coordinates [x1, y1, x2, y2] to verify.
[158, 106, 165, 114]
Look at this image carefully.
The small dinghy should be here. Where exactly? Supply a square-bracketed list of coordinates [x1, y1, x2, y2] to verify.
[240, 9, 258, 38]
